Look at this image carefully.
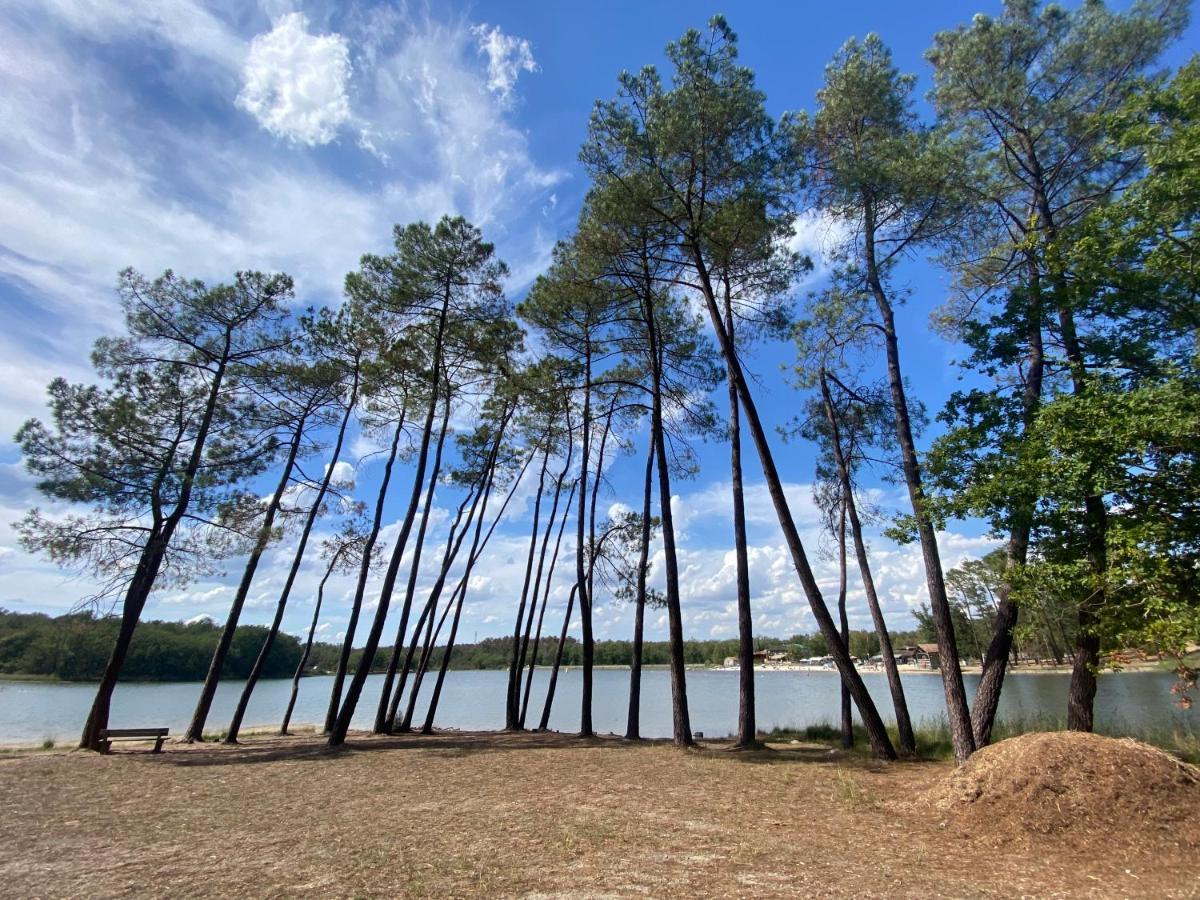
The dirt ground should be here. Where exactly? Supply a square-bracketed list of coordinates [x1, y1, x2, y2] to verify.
[0, 730, 1196, 899]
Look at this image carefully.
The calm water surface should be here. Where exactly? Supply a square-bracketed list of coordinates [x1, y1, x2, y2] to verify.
[1, 667, 1195, 745]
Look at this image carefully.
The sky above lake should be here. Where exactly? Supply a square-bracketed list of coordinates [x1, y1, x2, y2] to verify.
[1, 1, 1195, 646]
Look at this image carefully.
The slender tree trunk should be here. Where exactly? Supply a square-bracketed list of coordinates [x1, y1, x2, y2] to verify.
[281, 558, 337, 735]
[328, 288, 452, 747]
[394, 440, 534, 730]
[79, 347, 231, 751]
[648, 310, 692, 748]
[581, 393, 617, 737]
[819, 371, 915, 755]
[689, 244, 896, 760]
[506, 441, 551, 729]
[520, 474, 577, 728]
[538, 584, 578, 732]
[836, 497, 853, 749]
[421, 455, 500, 733]
[229, 379, 359, 743]
[185, 411, 307, 742]
[413, 419, 523, 730]
[374, 395, 453, 732]
[722, 290, 756, 749]
[862, 207, 973, 763]
[626, 433, 655, 741]
[324, 410, 406, 733]
[577, 349, 594, 738]
[388, 490, 477, 730]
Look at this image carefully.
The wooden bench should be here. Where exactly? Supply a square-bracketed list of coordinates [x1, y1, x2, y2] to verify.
[98, 728, 169, 754]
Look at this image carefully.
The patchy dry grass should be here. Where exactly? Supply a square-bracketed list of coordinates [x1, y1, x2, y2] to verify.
[0, 730, 1195, 898]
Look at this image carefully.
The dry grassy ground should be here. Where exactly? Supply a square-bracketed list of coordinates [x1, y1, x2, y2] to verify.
[0, 730, 1195, 898]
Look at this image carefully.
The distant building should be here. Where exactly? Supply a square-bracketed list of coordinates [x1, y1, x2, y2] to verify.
[915, 643, 941, 669]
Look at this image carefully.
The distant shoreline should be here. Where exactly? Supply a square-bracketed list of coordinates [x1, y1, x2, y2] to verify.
[1, 661, 1173, 685]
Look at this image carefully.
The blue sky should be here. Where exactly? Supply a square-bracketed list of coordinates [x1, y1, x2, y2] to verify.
[0, 1, 1194, 646]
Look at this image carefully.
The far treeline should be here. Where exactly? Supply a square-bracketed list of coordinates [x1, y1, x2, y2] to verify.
[0, 608, 938, 679]
[13, 2, 1199, 762]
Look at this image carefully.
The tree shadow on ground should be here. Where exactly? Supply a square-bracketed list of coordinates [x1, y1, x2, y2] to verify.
[149, 728, 664, 768]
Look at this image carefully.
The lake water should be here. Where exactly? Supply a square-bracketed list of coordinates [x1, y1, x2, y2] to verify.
[0, 667, 1194, 745]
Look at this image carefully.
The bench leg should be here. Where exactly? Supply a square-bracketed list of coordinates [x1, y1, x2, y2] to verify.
[153, 737, 164, 753]
[102, 741, 112, 755]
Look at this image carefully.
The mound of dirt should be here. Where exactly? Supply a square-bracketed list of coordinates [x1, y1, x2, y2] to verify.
[922, 731, 1200, 848]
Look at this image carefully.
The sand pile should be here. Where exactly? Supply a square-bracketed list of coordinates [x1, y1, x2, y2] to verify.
[922, 731, 1200, 847]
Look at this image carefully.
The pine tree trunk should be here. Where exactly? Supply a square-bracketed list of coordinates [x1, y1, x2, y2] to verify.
[422, 457, 500, 733]
[626, 435, 655, 741]
[819, 372, 916, 755]
[538, 584, 578, 732]
[374, 396, 452, 732]
[688, 245, 896, 760]
[862, 205, 973, 764]
[837, 498, 853, 750]
[647, 309, 692, 748]
[79, 532, 169, 750]
[281, 561, 336, 735]
[185, 412, 307, 742]
[389, 489, 478, 730]
[723, 292, 756, 749]
[328, 285, 452, 747]
[972, 261, 1044, 747]
[520, 475, 577, 728]
[324, 411, 407, 732]
[506, 441, 551, 729]
[577, 348, 594, 738]
[229, 381, 358, 743]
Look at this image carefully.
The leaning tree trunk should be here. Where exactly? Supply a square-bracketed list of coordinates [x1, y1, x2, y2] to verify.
[626, 434, 655, 741]
[576, 348, 594, 738]
[373, 396, 452, 733]
[506, 440, 551, 729]
[280, 557, 338, 735]
[689, 245, 896, 760]
[413, 418, 524, 730]
[647, 310, 692, 748]
[328, 291, 451, 747]
[723, 289, 756, 749]
[580, 392, 617, 738]
[537, 584, 579, 732]
[79, 349, 230, 751]
[862, 206, 973, 763]
[389, 489, 478, 731]
[229, 378, 359, 743]
[421, 456, 499, 733]
[820, 371, 915, 754]
[519, 474, 577, 728]
[323, 411, 406, 733]
[185, 411, 307, 742]
[79, 530, 170, 750]
[836, 497, 853, 750]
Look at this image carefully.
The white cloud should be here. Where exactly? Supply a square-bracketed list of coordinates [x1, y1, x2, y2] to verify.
[326, 460, 356, 488]
[471, 23, 538, 103]
[788, 209, 851, 281]
[237, 12, 351, 146]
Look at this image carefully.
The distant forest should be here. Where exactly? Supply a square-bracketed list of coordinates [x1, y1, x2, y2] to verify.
[0, 609, 935, 681]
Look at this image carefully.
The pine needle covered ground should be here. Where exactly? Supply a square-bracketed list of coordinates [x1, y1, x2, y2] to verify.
[1, 730, 1195, 898]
